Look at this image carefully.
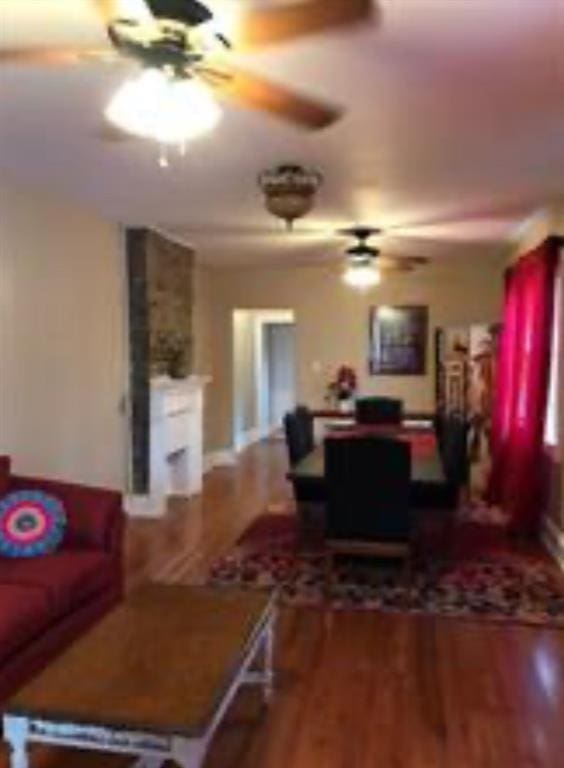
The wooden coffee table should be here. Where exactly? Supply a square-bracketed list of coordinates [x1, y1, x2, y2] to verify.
[3, 584, 276, 768]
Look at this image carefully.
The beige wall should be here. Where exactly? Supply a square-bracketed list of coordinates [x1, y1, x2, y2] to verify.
[232, 310, 257, 446]
[202, 256, 506, 452]
[0, 178, 126, 488]
[192, 264, 218, 452]
[192, 265, 214, 377]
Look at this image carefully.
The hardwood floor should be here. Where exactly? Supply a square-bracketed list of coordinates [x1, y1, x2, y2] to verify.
[2, 439, 563, 767]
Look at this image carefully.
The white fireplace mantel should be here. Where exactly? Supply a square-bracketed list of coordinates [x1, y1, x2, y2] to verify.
[126, 374, 211, 518]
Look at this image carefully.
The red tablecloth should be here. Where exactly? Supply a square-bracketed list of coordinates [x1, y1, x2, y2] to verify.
[326, 425, 437, 459]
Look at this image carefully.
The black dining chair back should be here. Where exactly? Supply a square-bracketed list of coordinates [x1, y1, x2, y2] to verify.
[283, 411, 311, 467]
[440, 413, 469, 490]
[325, 435, 412, 545]
[433, 410, 445, 445]
[295, 405, 315, 453]
[355, 397, 404, 426]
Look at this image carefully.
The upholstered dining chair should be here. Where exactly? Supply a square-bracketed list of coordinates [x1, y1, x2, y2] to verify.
[295, 405, 315, 454]
[284, 410, 325, 536]
[283, 411, 311, 467]
[440, 412, 469, 499]
[324, 435, 413, 574]
[413, 411, 467, 559]
[355, 396, 404, 425]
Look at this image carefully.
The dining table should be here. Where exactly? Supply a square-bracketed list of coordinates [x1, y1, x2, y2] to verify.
[287, 424, 452, 508]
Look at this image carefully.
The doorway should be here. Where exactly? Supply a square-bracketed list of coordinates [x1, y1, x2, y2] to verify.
[232, 309, 296, 451]
[262, 322, 297, 434]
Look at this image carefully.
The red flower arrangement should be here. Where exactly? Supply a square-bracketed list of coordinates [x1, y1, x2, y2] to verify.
[326, 364, 358, 403]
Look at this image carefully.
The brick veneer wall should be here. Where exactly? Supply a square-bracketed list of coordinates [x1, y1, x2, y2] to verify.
[126, 229, 194, 494]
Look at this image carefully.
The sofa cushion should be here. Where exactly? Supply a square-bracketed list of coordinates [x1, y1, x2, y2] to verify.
[8, 475, 122, 552]
[0, 491, 67, 558]
[0, 583, 52, 665]
[0, 551, 115, 618]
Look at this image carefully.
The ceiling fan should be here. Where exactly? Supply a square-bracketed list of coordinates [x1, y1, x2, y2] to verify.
[339, 225, 430, 273]
[170, 220, 431, 278]
[0, 0, 376, 131]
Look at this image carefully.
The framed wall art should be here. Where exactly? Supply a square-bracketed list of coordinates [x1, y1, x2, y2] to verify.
[369, 305, 429, 375]
[435, 323, 501, 501]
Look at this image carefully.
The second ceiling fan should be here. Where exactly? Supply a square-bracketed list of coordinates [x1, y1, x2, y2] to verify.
[340, 226, 430, 274]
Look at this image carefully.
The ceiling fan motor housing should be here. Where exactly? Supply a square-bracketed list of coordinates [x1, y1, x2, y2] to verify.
[347, 244, 379, 265]
[145, 0, 213, 26]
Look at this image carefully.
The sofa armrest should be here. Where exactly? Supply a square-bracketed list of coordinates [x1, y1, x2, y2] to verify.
[8, 474, 125, 554]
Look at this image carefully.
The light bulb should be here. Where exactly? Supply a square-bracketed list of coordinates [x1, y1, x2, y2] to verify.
[105, 69, 221, 146]
[343, 263, 381, 290]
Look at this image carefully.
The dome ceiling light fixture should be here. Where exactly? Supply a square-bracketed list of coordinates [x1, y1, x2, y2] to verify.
[343, 250, 382, 290]
[105, 68, 222, 166]
[343, 263, 381, 289]
[258, 163, 323, 229]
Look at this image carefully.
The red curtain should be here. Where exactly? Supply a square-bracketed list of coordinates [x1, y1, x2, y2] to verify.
[489, 238, 559, 536]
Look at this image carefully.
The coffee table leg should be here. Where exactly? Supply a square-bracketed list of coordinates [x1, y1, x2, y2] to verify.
[131, 758, 166, 768]
[3, 716, 30, 768]
[263, 615, 275, 704]
[172, 737, 207, 768]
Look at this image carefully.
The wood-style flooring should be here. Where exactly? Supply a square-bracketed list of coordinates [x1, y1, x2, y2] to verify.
[1, 439, 563, 767]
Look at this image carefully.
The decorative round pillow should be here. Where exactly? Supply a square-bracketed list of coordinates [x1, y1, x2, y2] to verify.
[0, 491, 67, 558]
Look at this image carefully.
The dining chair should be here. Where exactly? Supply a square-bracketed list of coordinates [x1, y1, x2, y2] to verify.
[413, 411, 467, 559]
[440, 412, 469, 494]
[355, 396, 404, 425]
[284, 410, 325, 537]
[324, 435, 413, 570]
[283, 411, 310, 467]
[295, 405, 315, 453]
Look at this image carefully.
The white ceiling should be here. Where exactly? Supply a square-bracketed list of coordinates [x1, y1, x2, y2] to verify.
[1, 0, 563, 266]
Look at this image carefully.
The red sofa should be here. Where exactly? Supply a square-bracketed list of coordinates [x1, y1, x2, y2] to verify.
[0, 456, 124, 702]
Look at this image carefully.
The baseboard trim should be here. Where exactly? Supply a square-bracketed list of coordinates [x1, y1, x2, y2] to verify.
[204, 425, 277, 472]
[125, 494, 165, 519]
[542, 516, 564, 572]
[204, 449, 237, 473]
[259, 423, 282, 440]
[234, 427, 263, 454]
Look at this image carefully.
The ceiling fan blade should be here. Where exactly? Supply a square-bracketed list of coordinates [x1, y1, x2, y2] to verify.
[378, 256, 430, 272]
[92, 0, 124, 24]
[208, 66, 342, 130]
[233, 0, 374, 51]
[92, 0, 155, 23]
[378, 261, 415, 273]
[194, 64, 232, 84]
[0, 47, 112, 66]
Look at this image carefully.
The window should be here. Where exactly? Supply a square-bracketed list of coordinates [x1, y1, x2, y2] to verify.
[544, 252, 562, 447]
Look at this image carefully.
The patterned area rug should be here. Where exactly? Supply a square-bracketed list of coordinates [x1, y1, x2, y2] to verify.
[208, 513, 564, 627]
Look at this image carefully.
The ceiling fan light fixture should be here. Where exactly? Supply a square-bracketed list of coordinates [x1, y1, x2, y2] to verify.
[105, 68, 221, 146]
[343, 262, 381, 290]
[347, 244, 379, 264]
[258, 164, 322, 229]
